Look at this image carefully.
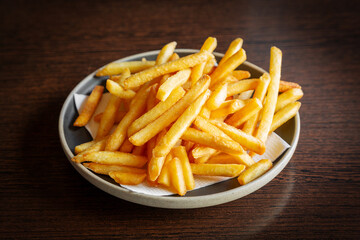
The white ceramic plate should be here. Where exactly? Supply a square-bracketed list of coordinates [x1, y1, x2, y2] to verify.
[59, 49, 300, 209]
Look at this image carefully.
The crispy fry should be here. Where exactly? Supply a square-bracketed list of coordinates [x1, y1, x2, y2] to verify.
[93, 110, 126, 124]
[199, 106, 211, 119]
[106, 79, 136, 99]
[132, 144, 147, 156]
[83, 162, 146, 175]
[119, 138, 134, 153]
[206, 153, 241, 164]
[156, 41, 177, 65]
[255, 47, 282, 143]
[96, 61, 155, 76]
[231, 70, 251, 80]
[168, 157, 187, 196]
[210, 48, 246, 88]
[172, 146, 195, 190]
[238, 159, 272, 185]
[191, 37, 217, 85]
[83, 151, 148, 167]
[74, 138, 100, 155]
[157, 153, 173, 187]
[210, 99, 246, 119]
[105, 85, 150, 151]
[218, 38, 243, 66]
[227, 79, 259, 97]
[271, 101, 301, 132]
[191, 163, 245, 177]
[72, 138, 107, 163]
[275, 88, 303, 113]
[225, 98, 263, 127]
[73, 85, 104, 127]
[156, 69, 191, 101]
[192, 146, 217, 159]
[203, 57, 217, 75]
[121, 51, 213, 89]
[129, 75, 210, 146]
[109, 171, 147, 185]
[279, 80, 301, 92]
[209, 120, 266, 155]
[206, 82, 228, 110]
[128, 87, 185, 136]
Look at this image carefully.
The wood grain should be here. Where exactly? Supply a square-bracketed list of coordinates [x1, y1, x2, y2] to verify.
[1, 0, 359, 239]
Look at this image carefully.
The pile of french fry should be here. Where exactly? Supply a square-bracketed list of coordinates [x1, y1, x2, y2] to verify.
[72, 37, 303, 196]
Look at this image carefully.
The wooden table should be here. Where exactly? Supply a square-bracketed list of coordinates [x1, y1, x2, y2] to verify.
[1, 0, 359, 239]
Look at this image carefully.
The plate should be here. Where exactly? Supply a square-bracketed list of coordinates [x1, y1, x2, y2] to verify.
[59, 49, 300, 209]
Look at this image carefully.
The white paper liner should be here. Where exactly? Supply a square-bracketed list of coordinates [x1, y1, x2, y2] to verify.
[74, 93, 290, 196]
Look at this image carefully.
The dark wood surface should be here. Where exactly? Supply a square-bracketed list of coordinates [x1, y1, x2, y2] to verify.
[1, 0, 360, 239]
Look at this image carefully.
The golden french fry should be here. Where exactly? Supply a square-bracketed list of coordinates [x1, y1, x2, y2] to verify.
[121, 51, 213, 89]
[191, 37, 217, 85]
[128, 87, 185, 136]
[119, 138, 134, 153]
[203, 57, 217, 75]
[74, 138, 100, 155]
[96, 61, 156, 76]
[193, 116, 232, 139]
[156, 41, 177, 65]
[191, 163, 245, 177]
[227, 79, 259, 97]
[93, 110, 126, 124]
[83, 162, 146, 175]
[132, 144, 147, 156]
[210, 48, 246, 88]
[210, 99, 246, 119]
[225, 98, 263, 127]
[105, 85, 150, 151]
[206, 82, 228, 110]
[242, 73, 271, 135]
[238, 159, 272, 185]
[109, 171, 147, 185]
[156, 69, 191, 101]
[83, 151, 147, 168]
[255, 47, 282, 143]
[199, 106, 211, 119]
[218, 38, 243, 66]
[153, 90, 211, 157]
[279, 80, 301, 93]
[192, 146, 217, 159]
[129, 75, 210, 146]
[157, 153, 173, 187]
[73, 85, 104, 127]
[181, 128, 244, 155]
[172, 146, 195, 190]
[168, 157, 187, 196]
[275, 88, 303, 113]
[209, 120, 266, 155]
[271, 101, 301, 132]
[106, 79, 136, 99]
[231, 70, 251, 80]
[206, 153, 241, 164]
[72, 138, 108, 163]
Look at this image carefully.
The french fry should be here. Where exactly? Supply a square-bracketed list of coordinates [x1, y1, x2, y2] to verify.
[181, 128, 244, 155]
[109, 171, 147, 185]
[193, 116, 232, 139]
[83, 162, 146, 175]
[73, 85, 104, 127]
[157, 153, 173, 187]
[242, 73, 271, 135]
[275, 88, 303, 113]
[159, 53, 180, 85]
[128, 87, 185, 136]
[218, 38, 243, 66]
[206, 153, 241, 164]
[206, 82, 228, 110]
[231, 70, 251, 80]
[96, 61, 156, 76]
[225, 98, 263, 127]
[209, 120, 266, 155]
[74, 138, 100, 155]
[153, 90, 211, 158]
[121, 51, 213, 89]
[106, 79, 137, 99]
[172, 146, 195, 190]
[199, 107, 211, 119]
[119, 138, 134, 153]
[129, 75, 210, 146]
[279, 80, 301, 93]
[105, 85, 150, 151]
[255, 47, 282, 143]
[93, 110, 126, 124]
[156, 41, 177, 65]
[191, 163, 245, 177]
[72, 138, 107, 163]
[210, 48, 246, 88]
[168, 157, 187, 196]
[271, 101, 301, 132]
[83, 151, 148, 167]
[191, 37, 217, 85]
[238, 159, 272, 185]
[132, 144, 146, 156]
[227, 79, 259, 97]
[210, 99, 246, 119]
[156, 69, 191, 101]
[192, 146, 217, 159]
[203, 57, 217, 75]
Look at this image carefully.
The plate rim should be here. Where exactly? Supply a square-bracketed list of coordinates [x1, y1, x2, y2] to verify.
[59, 49, 300, 209]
